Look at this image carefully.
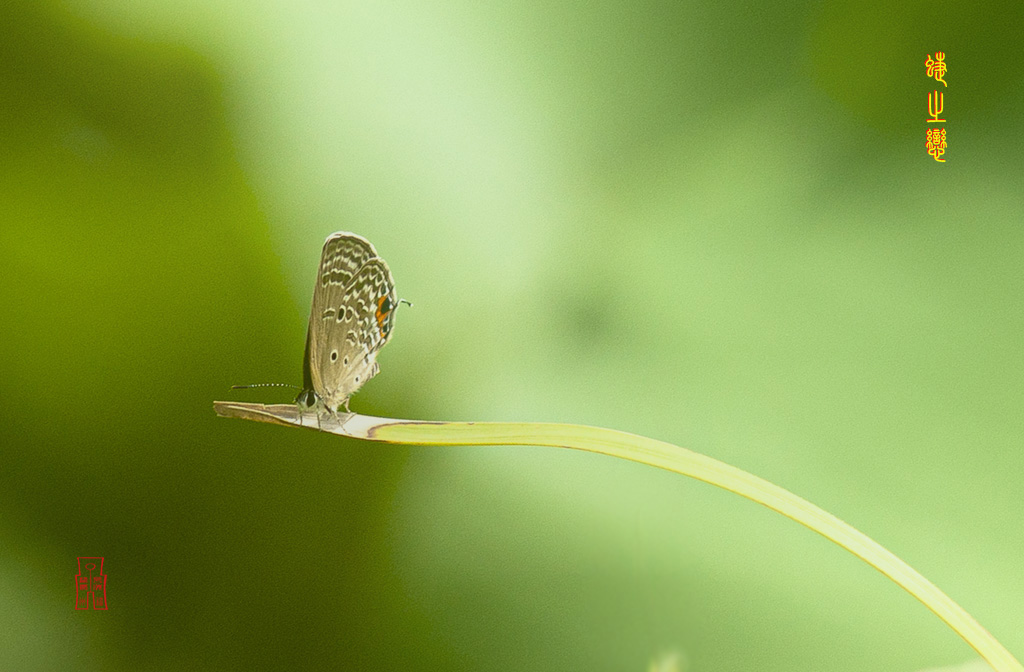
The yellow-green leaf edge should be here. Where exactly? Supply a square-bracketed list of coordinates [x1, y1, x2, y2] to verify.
[214, 401, 1021, 672]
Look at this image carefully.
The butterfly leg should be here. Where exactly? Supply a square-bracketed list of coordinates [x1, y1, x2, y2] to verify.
[313, 401, 328, 431]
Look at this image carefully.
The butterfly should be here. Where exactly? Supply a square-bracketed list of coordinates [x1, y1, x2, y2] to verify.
[294, 232, 406, 413]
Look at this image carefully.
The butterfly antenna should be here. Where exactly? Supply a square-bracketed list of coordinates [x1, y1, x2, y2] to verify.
[232, 383, 302, 390]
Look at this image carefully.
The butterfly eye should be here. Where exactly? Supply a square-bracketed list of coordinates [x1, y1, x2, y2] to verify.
[330, 350, 338, 363]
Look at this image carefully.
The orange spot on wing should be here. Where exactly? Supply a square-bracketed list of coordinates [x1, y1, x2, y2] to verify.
[375, 295, 392, 338]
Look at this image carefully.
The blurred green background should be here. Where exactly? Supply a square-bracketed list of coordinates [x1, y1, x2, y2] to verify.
[1, 0, 1021, 669]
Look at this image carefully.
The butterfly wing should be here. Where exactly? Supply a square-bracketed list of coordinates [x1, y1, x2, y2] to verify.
[306, 249, 397, 412]
[301, 233, 379, 408]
